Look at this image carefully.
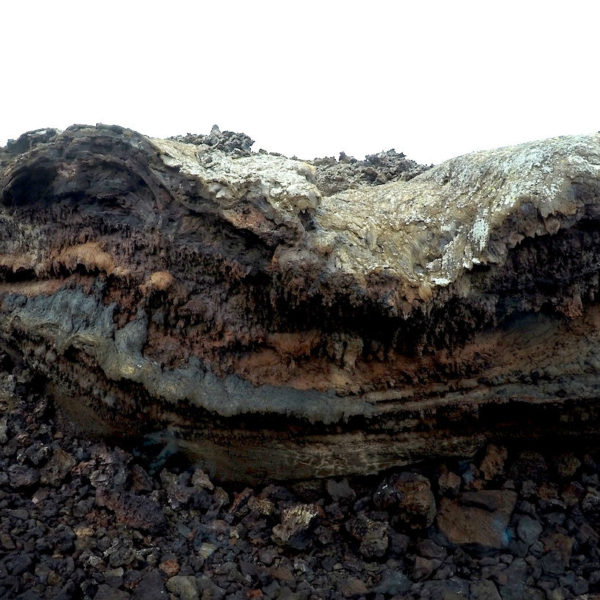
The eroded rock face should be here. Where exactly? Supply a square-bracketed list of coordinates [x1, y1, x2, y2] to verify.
[1, 125, 600, 482]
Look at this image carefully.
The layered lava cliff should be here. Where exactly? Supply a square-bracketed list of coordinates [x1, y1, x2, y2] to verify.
[1, 125, 600, 482]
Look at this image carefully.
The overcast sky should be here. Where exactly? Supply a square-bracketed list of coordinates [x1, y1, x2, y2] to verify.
[1, 1, 598, 164]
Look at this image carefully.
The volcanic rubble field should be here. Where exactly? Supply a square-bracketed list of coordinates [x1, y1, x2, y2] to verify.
[2, 360, 600, 600]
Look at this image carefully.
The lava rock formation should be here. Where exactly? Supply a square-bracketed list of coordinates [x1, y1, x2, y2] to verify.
[1, 125, 600, 482]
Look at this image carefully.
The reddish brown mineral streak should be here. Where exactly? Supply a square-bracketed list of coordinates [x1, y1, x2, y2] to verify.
[1, 125, 600, 482]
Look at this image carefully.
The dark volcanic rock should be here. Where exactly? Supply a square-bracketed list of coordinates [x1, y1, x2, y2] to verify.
[8, 464, 40, 490]
[131, 571, 167, 600]
[325, 478, 356, 503]
[436, 490, 517, 549]
[345, 513, 389, 558]
[516, 514, 543, 546]
[312, 148, 429, 195]
[169, 124, 254, 156]
[470, 579, 502, 600]
[95, 584, 131, 600]
[374, 472, 436, 530]
[1, 126, 600, 483]
[40, 447, 76, 486]
[95, 489, 166, 533]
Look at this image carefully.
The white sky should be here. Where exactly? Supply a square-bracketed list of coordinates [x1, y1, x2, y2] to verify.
[1, 0, 599, 165]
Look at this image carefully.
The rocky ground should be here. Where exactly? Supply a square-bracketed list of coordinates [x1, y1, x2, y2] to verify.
[169, 124, 431, 195]
[2, 358, 600, 600]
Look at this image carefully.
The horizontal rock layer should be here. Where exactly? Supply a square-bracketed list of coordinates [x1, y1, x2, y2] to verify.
[1, 125, 600, 481]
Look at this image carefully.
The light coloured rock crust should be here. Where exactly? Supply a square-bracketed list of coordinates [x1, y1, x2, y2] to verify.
[314, 135, 600, 288]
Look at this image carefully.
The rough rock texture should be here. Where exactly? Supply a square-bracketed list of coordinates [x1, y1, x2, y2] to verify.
[437, 490, 518, 549]
[2, 378, 600, 599]
[1, 125, 600, 482]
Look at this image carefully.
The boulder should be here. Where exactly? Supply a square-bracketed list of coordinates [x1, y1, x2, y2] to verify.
[373, 472, 436, 529]
[345, 514, 389, 559]
[436, 490, 517, 548]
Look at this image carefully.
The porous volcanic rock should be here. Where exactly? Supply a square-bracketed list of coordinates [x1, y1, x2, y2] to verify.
[437, 490, 518, 548]
[1, 125, 600, 482]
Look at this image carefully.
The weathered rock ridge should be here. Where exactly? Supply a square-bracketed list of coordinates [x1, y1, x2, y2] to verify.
[1, 125, 600, 482]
